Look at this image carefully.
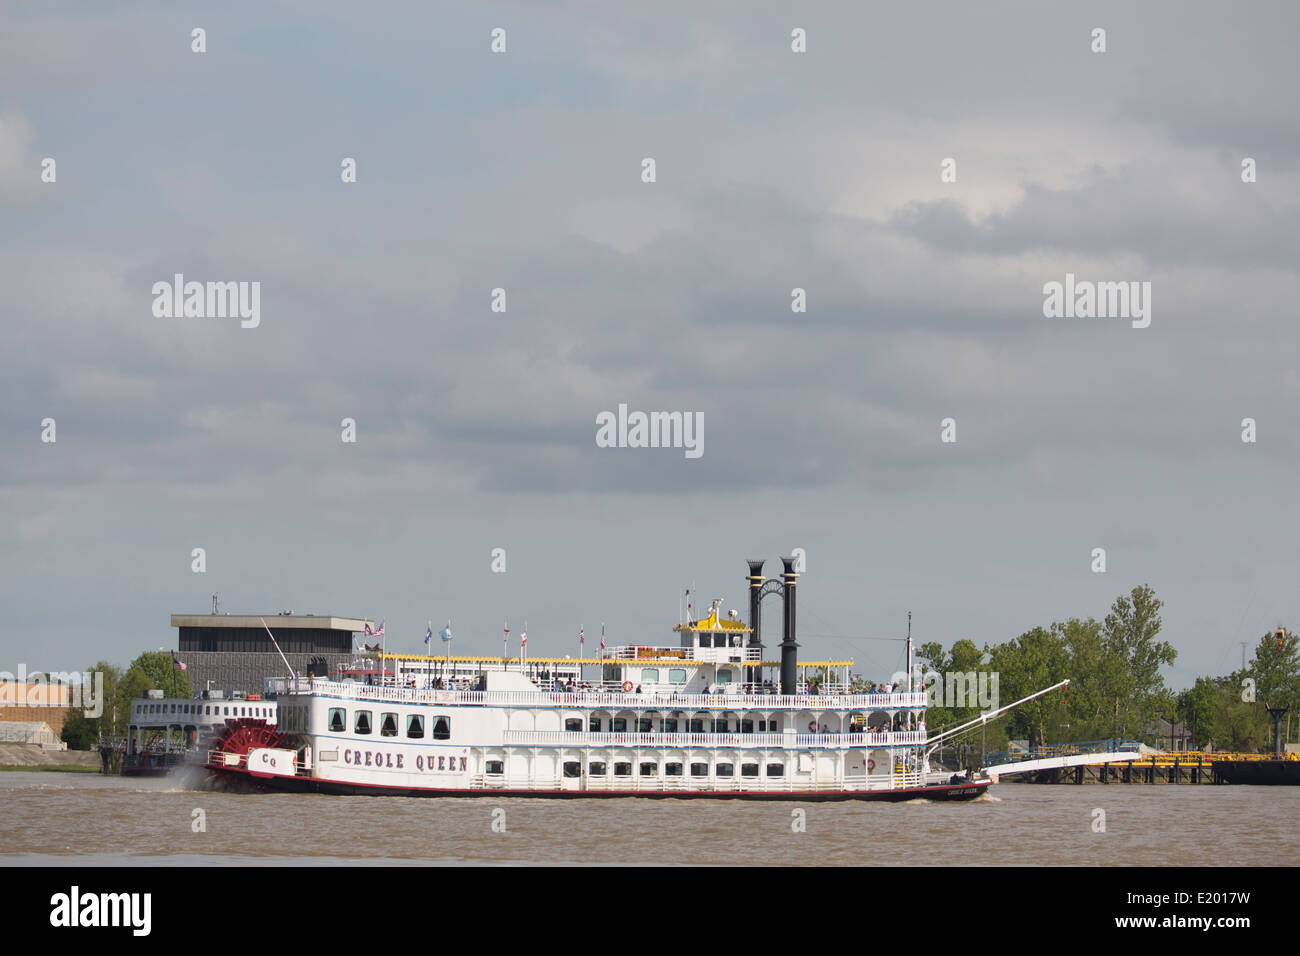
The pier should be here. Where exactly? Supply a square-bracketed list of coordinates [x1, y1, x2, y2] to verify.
[983, 740, 1298, 784]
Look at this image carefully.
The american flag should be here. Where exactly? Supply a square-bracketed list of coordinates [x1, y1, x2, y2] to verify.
[172, 651, 187, 672]
[365, 621, 384, 638]
[521, 626, 527, 647]
[580, 626, 585, 647]
[600, 623, 606, 650]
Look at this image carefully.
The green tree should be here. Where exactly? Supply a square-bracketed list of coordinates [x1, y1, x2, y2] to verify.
[1100, 585, 1175, 740]
[918, 638, 1005, 767]
[1212, 676, 1271, 751]
[988, 625, 1071, 747]
[122, 651, 191, 699]
[1175, 677, 1217, 750]
[60, 709, 99, 749]
[57, 661, 124, 748]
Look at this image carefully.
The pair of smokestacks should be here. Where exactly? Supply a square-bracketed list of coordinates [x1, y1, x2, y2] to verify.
[747, 558, 799, 695]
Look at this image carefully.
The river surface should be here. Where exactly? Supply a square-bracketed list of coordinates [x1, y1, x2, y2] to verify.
[1, 770, 1295, 865]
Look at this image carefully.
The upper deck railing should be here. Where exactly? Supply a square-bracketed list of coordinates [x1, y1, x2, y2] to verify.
[610, 644, 762, 663]
[501, 730, 927, 749]
[272, 678, 926, 711]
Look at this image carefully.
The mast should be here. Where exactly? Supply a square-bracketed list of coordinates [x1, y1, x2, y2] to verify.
[906, 611, 913, 693]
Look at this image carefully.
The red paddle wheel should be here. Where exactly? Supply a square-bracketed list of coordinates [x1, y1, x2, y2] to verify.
[208, 718, 284, 767]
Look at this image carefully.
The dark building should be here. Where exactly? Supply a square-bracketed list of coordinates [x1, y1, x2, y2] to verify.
[171, 613, 372, 695]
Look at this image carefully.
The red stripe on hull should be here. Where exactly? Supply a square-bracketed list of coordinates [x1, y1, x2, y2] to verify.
[206, 765, 991, 802]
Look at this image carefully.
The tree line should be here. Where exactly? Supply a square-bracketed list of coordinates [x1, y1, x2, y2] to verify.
[60, 651, 192, 750]
[917, 584, 1298, 759]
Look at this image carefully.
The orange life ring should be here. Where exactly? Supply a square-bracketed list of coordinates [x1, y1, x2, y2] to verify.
[622, 681, 634, 692]
[868, 758, 876, 772]
[808, 721, 818, 732]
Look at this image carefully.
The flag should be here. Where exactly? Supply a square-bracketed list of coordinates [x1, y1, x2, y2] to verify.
[425, 623, 433, 646]
[172, 651, 187, 672]
[521, 627, 527, 647]
[580, 626, 585, 647]
[600, 623, 606, 650]
[440, 623, 452, 643]
[365, 621, 384, 638]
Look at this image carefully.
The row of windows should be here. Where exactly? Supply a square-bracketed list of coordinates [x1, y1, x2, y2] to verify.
[179, 626, 350, 654]
[564, 717, 781, 733]
[692, 634, 750, 648]
[483, 760, 785, 778]
[138, 703, 272, 719]
[327, 708, 450, 740]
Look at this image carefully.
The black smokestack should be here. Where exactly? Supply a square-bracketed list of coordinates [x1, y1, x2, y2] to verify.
[747, 559, 765, 648]
[780, 556, 799, 695]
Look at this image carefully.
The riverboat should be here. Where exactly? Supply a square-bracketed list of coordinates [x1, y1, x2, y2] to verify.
[204, 558, 993, 800]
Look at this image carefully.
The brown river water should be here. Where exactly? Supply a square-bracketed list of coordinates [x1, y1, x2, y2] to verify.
[1, 770, 1296, 865]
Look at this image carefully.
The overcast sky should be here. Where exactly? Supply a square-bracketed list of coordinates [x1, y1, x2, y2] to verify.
[2, 1, 1298, 689]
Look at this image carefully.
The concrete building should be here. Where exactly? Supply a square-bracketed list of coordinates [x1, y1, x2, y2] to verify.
[0, 720, 65, 749]
[171, 613, 372, 695]
[0, 684, 73, 736]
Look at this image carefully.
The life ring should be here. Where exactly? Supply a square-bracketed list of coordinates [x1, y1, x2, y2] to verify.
[868, 758, 876, 772]
[808, 720, 818, 732]
[622, 681, 634, 693]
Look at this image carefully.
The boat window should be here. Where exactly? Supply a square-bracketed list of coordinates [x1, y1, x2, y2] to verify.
[639, 762, 657, 776]
[766, 763, 784, 777]
[589, 716, 601, 732]
[614, 762, 632, 777]
[769, 719, 780, 732]
[690, 762, 709, 777]
[380, 713, 398, 737]
[354, 711, 372, 735]
[588, 762, 607, 776]
[718, 669, 733, 684]
[711, 718, 728, 733]
[637, 717, 652, 733]
[717, 763, 734, 777]
[758, 719, 767, 732]
[406, 714, 425, 739]
[485, 760, 504, 775]
[565, 718, 583, 732]
[742, 763, 759, 777]
[661, 718, 679, 733]
[688, 718, 704, 733]
[612, 718, 627, 733]
[641, 668, 659, 684]
[563, 761, 581, 778]
[665, 762, 683, 776]
[669, 669, 686, 684]
[432, 716, 451, 740]
[740, 719, 754, 734]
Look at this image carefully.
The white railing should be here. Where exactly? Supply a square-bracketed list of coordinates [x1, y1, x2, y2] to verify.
[611, 645, 762, 663]
[294, 680, 926, 712]
[500, 731, 927, 749]
[465, 773, 919, 794]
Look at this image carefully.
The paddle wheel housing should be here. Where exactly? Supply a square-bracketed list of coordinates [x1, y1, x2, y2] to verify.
[207, 718, 285, 768]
